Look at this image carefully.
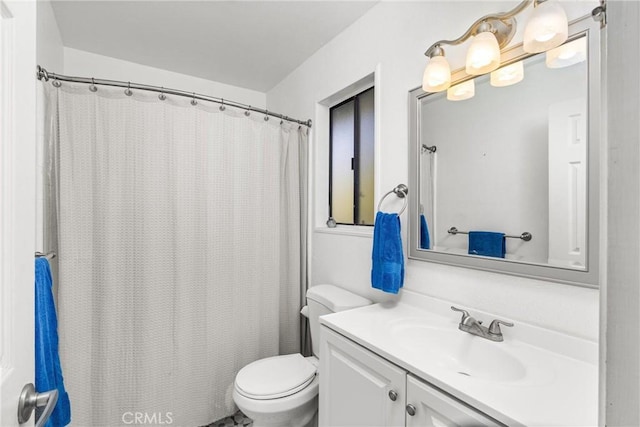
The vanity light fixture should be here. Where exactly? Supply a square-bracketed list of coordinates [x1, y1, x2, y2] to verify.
[447, 79, 475, 101]
[490, 61, 524, 87]
[545, 37, 587, 68]
[421, 0, 579, 93]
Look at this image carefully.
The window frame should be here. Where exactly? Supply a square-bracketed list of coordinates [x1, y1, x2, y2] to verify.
[328, 86, 375, 226]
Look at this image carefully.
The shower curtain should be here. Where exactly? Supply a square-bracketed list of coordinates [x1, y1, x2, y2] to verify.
[43, 82, 308, 426]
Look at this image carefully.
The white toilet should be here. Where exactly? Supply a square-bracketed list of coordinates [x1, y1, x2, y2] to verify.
[232, 284, 371, 427]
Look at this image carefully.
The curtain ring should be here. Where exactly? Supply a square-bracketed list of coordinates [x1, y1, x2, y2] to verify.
[158, 87, 166, 101]
[52, 77, 61, 88]
[191, 92, 197, 106]
[39, 67, 50, 81]
[125, 82, 133, 96]
[219, 99, 226, 111]
[264, 110, 270, 121]
[89, 77, 98, 92]
[244, 106, 251, 117]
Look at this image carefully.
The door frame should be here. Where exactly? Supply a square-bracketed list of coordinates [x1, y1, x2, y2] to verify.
[0, 0, 37, 425]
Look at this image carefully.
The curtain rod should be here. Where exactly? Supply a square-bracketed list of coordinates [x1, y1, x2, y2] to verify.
[36, 66, 312, 128]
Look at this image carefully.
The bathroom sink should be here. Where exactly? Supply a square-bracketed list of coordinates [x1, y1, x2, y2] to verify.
[390, 321, 527, 383]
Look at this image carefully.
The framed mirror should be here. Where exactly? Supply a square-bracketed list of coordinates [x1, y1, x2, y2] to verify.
[408, 17, 601, 287]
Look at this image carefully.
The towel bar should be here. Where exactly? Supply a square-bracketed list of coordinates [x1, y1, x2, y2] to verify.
[448, 227, 532, 242]
[377, 184, 409, 215]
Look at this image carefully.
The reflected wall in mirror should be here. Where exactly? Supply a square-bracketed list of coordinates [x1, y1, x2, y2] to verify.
[408, 18, 601, 287]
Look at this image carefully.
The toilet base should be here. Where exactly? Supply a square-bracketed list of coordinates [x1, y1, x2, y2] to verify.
[237, 394, 317, 427]
[250, 406, 316, 427]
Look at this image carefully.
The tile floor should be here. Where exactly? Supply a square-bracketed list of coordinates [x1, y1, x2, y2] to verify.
[207, 410, 253, 427]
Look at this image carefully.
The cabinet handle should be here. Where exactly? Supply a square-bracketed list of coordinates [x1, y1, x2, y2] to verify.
[406, 404, 416, 416]
[388, 390, 398, 401]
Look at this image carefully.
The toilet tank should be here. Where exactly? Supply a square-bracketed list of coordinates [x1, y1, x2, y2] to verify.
[305, 284, 372, 357]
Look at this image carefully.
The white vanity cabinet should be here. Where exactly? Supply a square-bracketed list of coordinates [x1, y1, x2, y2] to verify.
[319, 326, 406, 426]
[319, 326, 504, 427]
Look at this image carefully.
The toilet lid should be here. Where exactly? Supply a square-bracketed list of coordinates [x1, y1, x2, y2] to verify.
[235, 354, 317, 400]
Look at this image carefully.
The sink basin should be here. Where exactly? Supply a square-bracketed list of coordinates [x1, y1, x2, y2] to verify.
[390, 320, 527, 383]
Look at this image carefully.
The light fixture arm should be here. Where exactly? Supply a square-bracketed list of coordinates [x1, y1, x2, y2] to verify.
[424, 0, 533, 57]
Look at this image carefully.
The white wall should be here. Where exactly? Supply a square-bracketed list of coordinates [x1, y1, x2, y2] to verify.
[36, 0, 64, 252]
[37, 0, 63, 72]
[604, 1, 640, 424]
[63, 48, 266, 108]
[267, 1, 600, 341]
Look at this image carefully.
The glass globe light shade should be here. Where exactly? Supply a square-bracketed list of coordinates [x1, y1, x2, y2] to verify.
[422, 55, 451, 92]
[447, 79, 475, 101]
[546, 37, 587, 68]
[523, 0, 569, 53]
[490, 61, 524, 87]
[465, 31, 501, 75]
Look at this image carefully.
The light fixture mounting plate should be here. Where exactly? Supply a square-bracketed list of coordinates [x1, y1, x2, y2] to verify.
[477, 17, 517, 49]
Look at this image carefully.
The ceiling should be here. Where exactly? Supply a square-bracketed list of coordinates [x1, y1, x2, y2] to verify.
[51, 1, 378, 92]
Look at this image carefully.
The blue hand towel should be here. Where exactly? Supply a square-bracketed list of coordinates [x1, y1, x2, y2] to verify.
[468, 231, 506, 258]
[420, 214, 431, 250]
[35, 257, 71, 427]
[371, 212, 404, 294]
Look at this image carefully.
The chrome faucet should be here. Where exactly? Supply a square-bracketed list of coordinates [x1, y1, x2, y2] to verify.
[451, 306, 513, 342]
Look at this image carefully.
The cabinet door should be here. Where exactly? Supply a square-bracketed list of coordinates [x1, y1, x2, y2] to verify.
[405, 375, 504, 427]
[319, 326, 406, 427]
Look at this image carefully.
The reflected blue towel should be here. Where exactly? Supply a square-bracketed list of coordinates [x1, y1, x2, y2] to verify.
[420, 214, 431, 250]
[35, 258, 71, 427]
[468, 231, 506, 258]
[371, 212, 404, 294]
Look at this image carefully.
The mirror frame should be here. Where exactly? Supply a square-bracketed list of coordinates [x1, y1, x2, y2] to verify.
[408, 16, 601, 288]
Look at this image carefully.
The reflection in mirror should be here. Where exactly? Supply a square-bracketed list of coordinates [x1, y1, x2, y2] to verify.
[409, 17, 606, 290]
[419, 37, 587, 269]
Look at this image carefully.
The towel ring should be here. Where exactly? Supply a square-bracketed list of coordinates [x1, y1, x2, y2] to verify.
[377, 184, 409, 215]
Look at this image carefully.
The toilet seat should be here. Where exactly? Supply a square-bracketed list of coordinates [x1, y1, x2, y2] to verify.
[235, 354, 317, 400]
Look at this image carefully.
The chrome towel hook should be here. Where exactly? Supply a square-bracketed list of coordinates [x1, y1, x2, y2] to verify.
[377, 184, 409, 215]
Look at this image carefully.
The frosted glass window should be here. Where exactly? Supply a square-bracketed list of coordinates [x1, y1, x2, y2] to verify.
[330, 87, 375, 225]
[330, 100, 355, 224]
[357, 88, 375, 225]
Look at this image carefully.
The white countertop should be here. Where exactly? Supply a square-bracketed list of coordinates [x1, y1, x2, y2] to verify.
[320, 300, 598, 426]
